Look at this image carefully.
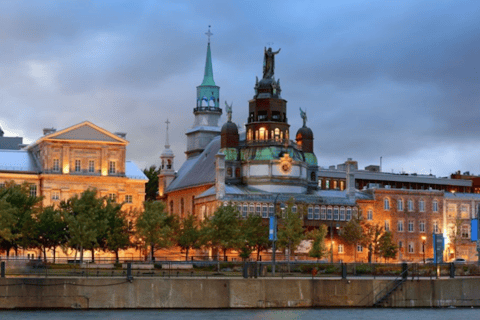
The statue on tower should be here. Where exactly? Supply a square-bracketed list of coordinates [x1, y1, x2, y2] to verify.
[225, 101, 233, 122]
[263, 47, 281, 79]
[300, 107, 307, 127]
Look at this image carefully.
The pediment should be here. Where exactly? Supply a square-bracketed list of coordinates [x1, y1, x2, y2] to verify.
[46, 122, 127, 144]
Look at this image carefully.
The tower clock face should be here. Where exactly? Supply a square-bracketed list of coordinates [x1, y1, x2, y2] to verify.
[280, 162, 292, 174]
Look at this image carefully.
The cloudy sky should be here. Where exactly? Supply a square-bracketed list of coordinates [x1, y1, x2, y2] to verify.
[1, 0, 479, 177]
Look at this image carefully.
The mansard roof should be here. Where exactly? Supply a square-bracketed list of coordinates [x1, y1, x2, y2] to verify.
[0, 150, 39, 173]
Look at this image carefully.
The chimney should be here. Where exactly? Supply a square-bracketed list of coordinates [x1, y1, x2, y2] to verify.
[215, 151, 226, 200]
[346, 158, 356, 197]
[43, 128, 56, 135]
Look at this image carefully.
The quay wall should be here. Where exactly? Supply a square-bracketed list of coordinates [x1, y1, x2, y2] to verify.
[0, 278, 479, 309]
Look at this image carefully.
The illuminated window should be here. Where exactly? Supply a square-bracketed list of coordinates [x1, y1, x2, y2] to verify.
[385, 220, 390, 232]
[338, 244, 344, 254]
[274, 128, 280, 141]
[259, 128, 266, 140]
[333, 180, 338, 189]
[325, 180, 330, 189]
[367, 209, 373, 220]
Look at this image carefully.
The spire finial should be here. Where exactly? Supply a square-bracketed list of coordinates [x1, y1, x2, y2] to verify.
[165, 119, 170, 148]
[205, 25, 213, 44]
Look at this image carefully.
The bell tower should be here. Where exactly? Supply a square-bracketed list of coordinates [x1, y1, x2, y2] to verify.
[158, 119, 175, 199]
[185, 26, 222, 159]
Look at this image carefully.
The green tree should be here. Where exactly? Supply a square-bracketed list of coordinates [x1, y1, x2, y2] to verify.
[60, 189, 108, 263]
[136, 201, 175, 261]
[34, 206, 68, 263]
[104, 201, 131, 263]
[362, 222, 383, 263]
[277, 200, 304, 268]
[204, 204, 240, 261]
[176, 213, 202, 261]
[0, 198, 16, 243]
[307, 225, 328, 261]
[341, 217, 364, 262]
[378, 231, 397, 262]
[143, 165, 161, 201]
[236, 214, 269, 261]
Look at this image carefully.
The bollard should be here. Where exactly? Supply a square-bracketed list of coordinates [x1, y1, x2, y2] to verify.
[402, 262, 408, 280]
[341, 263, 347, 279]
[242, 263, 249, 278]
[1, 261, 5, 278]
[126, 262, 133, 281]
[450, 263, 455, 278]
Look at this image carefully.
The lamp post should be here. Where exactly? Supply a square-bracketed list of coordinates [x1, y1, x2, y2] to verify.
[271, 194, 284, 276]
[330, 221, 334, 263]
[421, 235, 426, 264]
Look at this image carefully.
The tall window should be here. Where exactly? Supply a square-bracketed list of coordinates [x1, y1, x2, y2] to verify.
[88, 160, 95, 173]
[259, 127, 266, 140]
[269, 204, 274, 217]
[256, 204, 261, 216]
[397, 220, 404, 232]
[333, 207, 339, 220]
[180, 198, 185, 217]
[407, 200, 413, 211]
[262, 205, 268, 218]
[109, 161, 116, 174]
[433, 200, 438, 212]
[325, 180, 330, 189]
[385, 220, 390, 232]
[367, 209, 373, 221]
[408, 220, 414, 232]
[461, 225, 470, 239]
[419, 200, 425, 212]
[408, 242, 414, 253]
[321, 206, 326, 220]
[357, 245, 363, 252]
[308, 207, 313, 220]
[314, 206, 320, 220]
[52, 191, 60, 201]
[340, 207, 345, 221]
[75, 160, 81, 172]
[327, 208, 332, 220]
[29, 185, 37, 197]
[243, 204, 248, 218]
[249, 203, 255, 216]
[384, 198, 390, 210]
[433, 220, 439, 233]
[53, 159, 60, 172]
[419, 220, 425, 232]
[109, 193, 116, 202]
[338, 244, 344, 254]
[397, 199, 403, 211]
[346, 208, 352, 221]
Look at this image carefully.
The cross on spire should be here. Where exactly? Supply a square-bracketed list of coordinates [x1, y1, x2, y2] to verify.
[165, 119, 170, 148]
[205, 25, 213, 43]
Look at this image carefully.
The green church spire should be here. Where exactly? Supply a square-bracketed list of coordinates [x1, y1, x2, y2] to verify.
[201, 27, 215, 86]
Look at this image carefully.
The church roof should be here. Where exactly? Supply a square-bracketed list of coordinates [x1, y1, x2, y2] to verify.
[166, 135, 221, 192]
[200, 42, 216, 87]
[0, 150, 39, 173]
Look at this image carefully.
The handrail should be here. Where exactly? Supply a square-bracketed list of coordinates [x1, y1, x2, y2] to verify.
[372, 265, 411, 306]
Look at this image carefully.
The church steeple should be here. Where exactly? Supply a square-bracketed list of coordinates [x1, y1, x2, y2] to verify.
[159, 119, 175, 199]
[186, 26, 222, 159]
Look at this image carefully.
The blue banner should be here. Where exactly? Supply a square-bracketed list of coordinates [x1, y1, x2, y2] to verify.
[472, 219, 478, 241]
[269, 216, 277, 241]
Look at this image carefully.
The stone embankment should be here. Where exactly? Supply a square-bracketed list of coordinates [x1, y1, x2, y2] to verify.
[0, 277, 479, 309]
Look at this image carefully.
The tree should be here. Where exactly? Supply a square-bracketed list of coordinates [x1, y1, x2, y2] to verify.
[362, 222, 383, 263]
[136, 201, 175, 261]
[143, 165, 161, 201]
[60, 189, 108, 263]
[277, 200, 304, 269]
[341, 217, 364, 262]
[378, 231, 397, 262]
[236, 214, 270, 261]
[176, 213, 202, 261]
[204, 204, 240, 261]
[103, 201, 131, 263]
[307, 225, 328, 261]
[34, 206, 68, 263]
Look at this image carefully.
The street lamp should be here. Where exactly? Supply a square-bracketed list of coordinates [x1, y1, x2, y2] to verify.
[271, 194, 285, 276]
[421, 235, 427, 263]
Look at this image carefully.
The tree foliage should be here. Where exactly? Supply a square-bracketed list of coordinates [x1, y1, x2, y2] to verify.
[236, 214, 269, 261]
[34, 206, 67, 262]
[176, 213, 202, 261]
[143, 165, 161, 201]
[204, 204, 240, 261]
[307, 225, 328, 261]
[277, 201, 304, 257]
[378, 231, 397, 262]
[341, 217, 364, 262]
[361, 222, 383, 263]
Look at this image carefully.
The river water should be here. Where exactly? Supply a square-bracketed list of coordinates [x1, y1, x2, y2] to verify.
[1, 308, 478, 320]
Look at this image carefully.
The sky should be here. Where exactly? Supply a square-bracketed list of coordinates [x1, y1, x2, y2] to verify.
[0, 0, 479, 177]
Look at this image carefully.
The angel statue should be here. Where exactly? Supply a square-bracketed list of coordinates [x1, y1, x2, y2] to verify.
[300, 107, 307, 127]
[263, 47, 281, 79]
[225, 101, 233, 122]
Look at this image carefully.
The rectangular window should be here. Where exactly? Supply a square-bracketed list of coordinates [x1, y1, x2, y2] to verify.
[292, 205, 297, 213]
[461, 205, 469, 218]
[367, 209, 373, 220]
[419, 200, 425, 212]
[320, 207, 326, 220]
[88, 160, 95, 173]
[75, 159, 81, 172]
[433, 220, 439, 233]
[29, 185, 37, 197]
[125, 195, 133, 203]
[333, 207, 339, 220]
[433, 201, 438, 212]
[308, 207, 313, 220]
[384, 198, 390, 210]
[109, 161, 116, 174]
[333, 180, 338, 189]
[262, 205, 268, 218]
[109, 193, 117, 202]
[269, 205, 274, 217]
[408, 220, 414, 232]
[385, 220, 390, 232]
[397, 200, 403, 211]
[419, 221, 425, 233]
[249, 204, 255, 214]
[256, 204, 261, 216]
[338, 244, 344, 254]
[408, 200, 413, 211]
[52, 191, 60, 201]
[243, 204, 248, 218]
[314, 207, 320, 220]
[461, 225, 470, 239]
[357, 245, 363, 253]
[398, 220, 404, 232]
[327, 208, 332, 220]
[346, 208, 352, 221]
[340, 207, 345, 221]
[237, 205, 242, 216]
[325, 180, 330, 189]
[408, 243, 414, 253]
[53, 159, 60, 172]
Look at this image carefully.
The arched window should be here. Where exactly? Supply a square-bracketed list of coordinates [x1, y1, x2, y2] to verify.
[247, 129, 253, 141]
[285, 130, 289, 140]
[201, 97, 208, 107]
[235, 167, 241, 177]
[227, 167, 233, 177]
[180, 198, 185, 217]
[274, 128, 280, 141]
[280, 131, 283, 140]
[209, 97, 215, 107]
[259, 127, 266, 140]
[384, 198, 390, 210]
[433, 200, 438, 212]
[169, 201, 174, 214]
